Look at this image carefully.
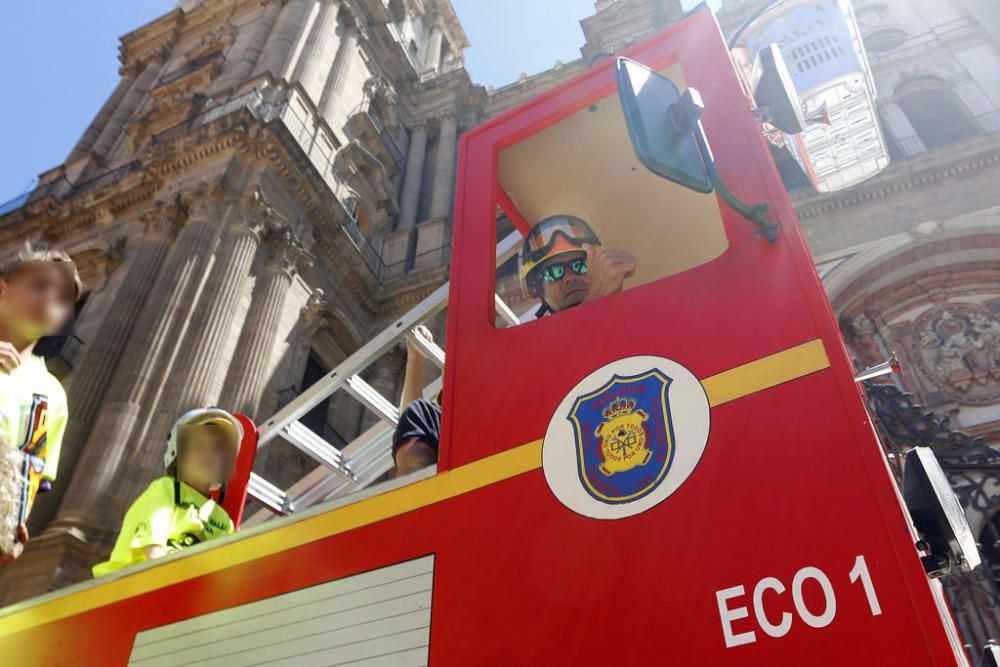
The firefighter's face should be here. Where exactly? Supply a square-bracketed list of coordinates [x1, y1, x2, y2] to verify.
[540, 253, 589, 312]
[178, 426, 233, 488]
[0, 264, 75, 339]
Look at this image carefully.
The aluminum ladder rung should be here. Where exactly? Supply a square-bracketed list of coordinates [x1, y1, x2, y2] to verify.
[344, 375, 400, 425]
[246, 231, 523, 515]
[257, 230, 520, 446]
[405, 329, 446, 369]
[495, 294, 520, 327]
[282, 420, 357, 480]
[247, 472, 295, 515]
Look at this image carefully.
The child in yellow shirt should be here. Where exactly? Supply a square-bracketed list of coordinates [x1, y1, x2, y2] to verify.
[0, 244, 81, 561]
[93, 408, 242, 576]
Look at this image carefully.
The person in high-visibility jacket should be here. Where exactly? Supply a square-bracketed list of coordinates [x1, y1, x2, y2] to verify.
[93, 409, 241, 576]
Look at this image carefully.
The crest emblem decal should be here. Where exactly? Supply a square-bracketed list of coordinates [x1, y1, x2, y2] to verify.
[543, 356, 710, 520]
[568, 371, 675, 504]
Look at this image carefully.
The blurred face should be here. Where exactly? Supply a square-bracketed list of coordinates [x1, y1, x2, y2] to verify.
[177, 425, 234, 490]
[540, 253, 589, 312]
[0, 264, 75, 339]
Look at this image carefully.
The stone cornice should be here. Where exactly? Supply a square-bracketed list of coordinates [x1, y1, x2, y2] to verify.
[794, 132, 1000, 220]
[118, 9, 184, 70]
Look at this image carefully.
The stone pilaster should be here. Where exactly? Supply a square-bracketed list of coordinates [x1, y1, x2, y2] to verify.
[51, 188, 224, 537]
[91, 55, 164, 160]
[396, 120, 429, 230]
[27, 200, 182, 533]
[429, 111, 458, 221]
[122, 187, 275, 500]
[318, 20, 360, 120]
[0, 188, 228, 599]
[219, 228, 311, 417]
[229, 0, 284, 84]
[255, 0, 314, 81]
[292, 0, 342, 102]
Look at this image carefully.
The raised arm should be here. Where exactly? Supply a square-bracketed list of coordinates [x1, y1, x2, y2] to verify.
[400, 325, 433, 410]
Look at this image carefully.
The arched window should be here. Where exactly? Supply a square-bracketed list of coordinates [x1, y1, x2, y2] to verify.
[897, 77, 977, 150]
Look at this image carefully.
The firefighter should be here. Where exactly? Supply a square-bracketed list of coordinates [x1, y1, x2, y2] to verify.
[518, 215, 637, 316]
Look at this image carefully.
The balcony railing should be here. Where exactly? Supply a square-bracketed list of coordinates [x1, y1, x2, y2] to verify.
[2, 83, 452, 282]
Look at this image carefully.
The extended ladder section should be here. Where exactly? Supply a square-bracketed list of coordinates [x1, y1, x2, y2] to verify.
[243, 231, 523, 524]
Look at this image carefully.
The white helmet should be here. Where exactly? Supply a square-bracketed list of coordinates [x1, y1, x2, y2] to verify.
[164, 408, 243, 483]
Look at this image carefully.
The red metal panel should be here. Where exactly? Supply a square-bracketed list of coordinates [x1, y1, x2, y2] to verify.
[0, 8, 967, 666]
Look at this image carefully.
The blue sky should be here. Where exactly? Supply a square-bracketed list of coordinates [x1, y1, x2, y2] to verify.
[0, 1, 713, 203]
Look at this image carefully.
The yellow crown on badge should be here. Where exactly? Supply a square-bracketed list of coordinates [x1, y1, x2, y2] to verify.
[601, 396, 637, 420]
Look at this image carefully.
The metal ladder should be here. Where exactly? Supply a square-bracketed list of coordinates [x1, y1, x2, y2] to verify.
[243, 231, 523, 524]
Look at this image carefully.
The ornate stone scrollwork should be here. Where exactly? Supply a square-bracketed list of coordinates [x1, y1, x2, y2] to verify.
[240, 185, 289, 238]
[912, 304, 1000, 403]
[140, 196, 186, 242]
[264, 227, 313, 279]
[183, 181, 235, 221]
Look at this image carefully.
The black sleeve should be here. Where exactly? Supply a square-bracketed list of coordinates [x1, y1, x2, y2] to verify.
[392, 399, 442, 459]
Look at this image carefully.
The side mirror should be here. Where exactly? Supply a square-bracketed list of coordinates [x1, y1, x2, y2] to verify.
[750, 44, 805, 135]
[614, 57, 779, 243]
[902, 447, 981, 578]
[614, 57, 713, 193]
[984, 643, 1000, 667]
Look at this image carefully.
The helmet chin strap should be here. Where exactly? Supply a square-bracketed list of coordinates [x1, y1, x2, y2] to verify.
[534, 297, 583, 318]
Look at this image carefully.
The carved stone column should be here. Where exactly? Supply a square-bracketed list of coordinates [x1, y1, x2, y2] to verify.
[120, 187, 276, 502]
[229, 0, 284, 84]
[429, 111, 458, 221]
[27, 201, 181, 532]
[91, 55, 164, 160]
[396, 120, 429, 230]
[51, 189, 225, 536]
[292, 0, 342, 102]
[318, 20, 361, 120]
[255, 0, 314, 81]
[219, 228, 311, 417]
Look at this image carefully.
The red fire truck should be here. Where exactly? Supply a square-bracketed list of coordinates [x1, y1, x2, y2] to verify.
[0, 5, 980, 665]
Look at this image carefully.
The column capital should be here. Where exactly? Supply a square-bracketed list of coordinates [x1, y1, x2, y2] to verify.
[183, 181, 237, 221]
[264, 227, 313, 278]
[140, 197, 185, 242]
[434, 108, 458, 125]
[410, 118, 431, 134]
[240, 185, 287, 237]
[339, 5, 368, 41]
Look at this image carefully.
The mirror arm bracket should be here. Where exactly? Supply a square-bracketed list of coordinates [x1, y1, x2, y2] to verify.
[673, 89, 779, 244]
[694, 128, 779, 244]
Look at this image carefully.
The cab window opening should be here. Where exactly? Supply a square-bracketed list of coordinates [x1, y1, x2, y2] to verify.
[493, 64, 729, 327]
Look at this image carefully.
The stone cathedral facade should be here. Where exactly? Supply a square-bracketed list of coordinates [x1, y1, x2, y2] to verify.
[1, 0, 999, 637]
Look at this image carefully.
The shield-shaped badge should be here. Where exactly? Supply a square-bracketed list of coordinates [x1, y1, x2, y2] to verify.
[567, 370, 676, 504]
